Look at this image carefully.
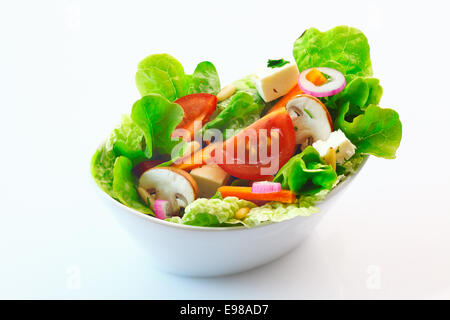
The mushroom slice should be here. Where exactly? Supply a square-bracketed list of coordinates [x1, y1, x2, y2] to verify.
[138, 167, 198, 218]
[286, 94, 333, 148]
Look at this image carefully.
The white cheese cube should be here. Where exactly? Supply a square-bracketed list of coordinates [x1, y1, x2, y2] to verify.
[253, 61, 299, 102]
[190, 164, 230, 198]
[312, 129, 356, 164]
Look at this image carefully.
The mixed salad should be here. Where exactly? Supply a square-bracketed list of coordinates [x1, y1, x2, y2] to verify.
[91, 26, 402, 228]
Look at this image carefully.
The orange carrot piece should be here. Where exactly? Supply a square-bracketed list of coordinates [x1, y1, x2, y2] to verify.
[172, 143, 217, 171]
[217, 186, 296, 204]
[267, 85, 303, 114]
[306, 68, 327, 86]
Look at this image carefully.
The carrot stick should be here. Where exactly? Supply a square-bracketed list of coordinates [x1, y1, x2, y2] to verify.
[217, 186, 296, 204]
[267, 85, 303, 114]
[172, 143, 217, 171]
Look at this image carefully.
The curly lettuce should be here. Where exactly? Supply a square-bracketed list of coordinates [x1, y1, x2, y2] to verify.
[322, 76, 383, 121]
[217, 75, 267, 113]
[243, 202, 319, 227]
[166, 197, 257, 227]
[185, 61, 221, 96]
[293, 26, 372, 77]
[131, 94, 184, 157]
[293, 26, 402, 159]
[166, 196, 320, 228]
[91, 137, 117, 198]
[91, 115, 149, 197]
[274, 147, 337, 195]
[335, 103, 402, 159]
[112, 156, 152, 215]
[113, 115, 147, 161]
[202, 92, 261, 140]
[135, 53, 220, 100]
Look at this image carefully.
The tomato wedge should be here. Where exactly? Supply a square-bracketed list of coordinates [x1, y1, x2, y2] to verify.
[172, 93, 217, 140]
[213, 109, 296, 180]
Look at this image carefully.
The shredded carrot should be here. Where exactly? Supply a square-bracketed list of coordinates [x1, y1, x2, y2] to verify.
[267, 85, 303, 114]
[217, 186, 296, 204]
[306, 68, 327, 86]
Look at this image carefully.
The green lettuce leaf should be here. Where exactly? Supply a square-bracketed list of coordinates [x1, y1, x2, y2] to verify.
[217, 75, 266, 113]
[112, 156, 152, 215]
[135, 54, 186, 101]
[166, 196, 322, 228]
[336, 153, 368, 176]
[131, 94, 184, 157]
[91, 115, 148, 197]
[202, 92, 261, 140]
[298, 189, 330, 208]
[274, 146, 337, 195]
[135, 54, 220, 100]
[243, 202, 319, 227]
[293, 26, 372, 77]
[113, 115, 147, 160]
[186, 61, 221, 95]
[322, 76, 383, 121]
[336, 103, 402, 159]
[91, 137, 117, 198]
[166, 197, 257, 227]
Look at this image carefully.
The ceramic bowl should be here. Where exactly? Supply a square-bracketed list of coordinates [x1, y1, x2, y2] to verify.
[97, 158, 367, 277]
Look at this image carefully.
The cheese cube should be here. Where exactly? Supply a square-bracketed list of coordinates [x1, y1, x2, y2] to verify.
[253, 61, 299, 102]
[190, 164, 230, 198]
[312, 130, 356, 164]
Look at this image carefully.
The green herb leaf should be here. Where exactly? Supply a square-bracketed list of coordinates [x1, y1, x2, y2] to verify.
[267, 58, 290, 68]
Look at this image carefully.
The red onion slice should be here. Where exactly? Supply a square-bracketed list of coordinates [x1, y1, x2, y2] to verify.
[298, 67, 346, 97]
[251, 181, 282, 194]
[153, 199, 169, 220]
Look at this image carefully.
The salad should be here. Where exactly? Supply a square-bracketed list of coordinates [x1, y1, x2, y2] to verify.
[91, 26, 402, 228]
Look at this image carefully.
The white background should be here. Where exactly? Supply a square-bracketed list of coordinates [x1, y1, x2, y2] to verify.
[1, 0, 449, 299]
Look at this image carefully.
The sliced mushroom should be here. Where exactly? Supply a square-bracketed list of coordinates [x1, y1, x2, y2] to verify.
[286, 94, 333, 149]
[138, 167, 198, 217]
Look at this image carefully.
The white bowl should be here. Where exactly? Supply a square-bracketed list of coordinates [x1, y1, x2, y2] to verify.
[97, 159, 367, 277]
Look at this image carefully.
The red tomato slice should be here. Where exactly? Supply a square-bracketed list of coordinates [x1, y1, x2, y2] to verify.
[172, 93, 217, 140]
[213, 109, 296, 180]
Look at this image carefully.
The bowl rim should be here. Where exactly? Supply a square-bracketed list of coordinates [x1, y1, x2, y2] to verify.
[95, 156, 369, 232]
